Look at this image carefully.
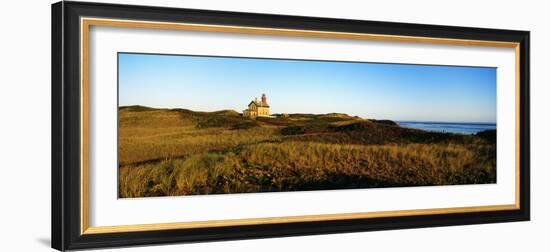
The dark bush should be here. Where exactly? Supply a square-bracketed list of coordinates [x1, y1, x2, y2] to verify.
[476, 129, 497, 144]
[333, 122, 374, 132]
[281, 125, 306, 135]
[232, 121, 260, 130]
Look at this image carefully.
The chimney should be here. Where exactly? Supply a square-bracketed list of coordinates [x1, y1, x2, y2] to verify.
[255, 97, 258, 103]
[261, 93, 267, 104]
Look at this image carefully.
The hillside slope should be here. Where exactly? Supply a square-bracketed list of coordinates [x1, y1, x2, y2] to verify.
[118, 106, 497, 197]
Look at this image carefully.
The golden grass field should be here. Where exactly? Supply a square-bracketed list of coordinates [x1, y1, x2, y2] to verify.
[118, 106, 496, 198]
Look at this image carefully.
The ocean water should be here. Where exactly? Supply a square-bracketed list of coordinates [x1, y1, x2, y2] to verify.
[397, 121, 496, 135]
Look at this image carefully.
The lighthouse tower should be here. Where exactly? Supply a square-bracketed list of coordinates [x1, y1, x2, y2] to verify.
[261, 93, 268, 106]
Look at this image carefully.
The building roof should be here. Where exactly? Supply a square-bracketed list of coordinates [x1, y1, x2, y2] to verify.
[248, 100, 270, 108]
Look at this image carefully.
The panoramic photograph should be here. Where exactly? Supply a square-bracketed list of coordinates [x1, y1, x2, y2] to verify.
[117, 52, 497, 198]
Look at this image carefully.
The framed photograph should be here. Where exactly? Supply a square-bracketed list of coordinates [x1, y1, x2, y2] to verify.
[52, 1, 530, 250]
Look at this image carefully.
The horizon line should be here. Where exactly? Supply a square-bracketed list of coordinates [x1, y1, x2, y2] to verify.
[118, 104, 496, 125]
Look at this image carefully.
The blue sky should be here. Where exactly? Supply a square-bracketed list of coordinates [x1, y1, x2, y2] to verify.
[119, 53, 496, 123]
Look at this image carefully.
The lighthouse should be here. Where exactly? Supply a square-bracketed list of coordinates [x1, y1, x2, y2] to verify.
[242, 93, 271, 118]
[261, 93, 268, 106]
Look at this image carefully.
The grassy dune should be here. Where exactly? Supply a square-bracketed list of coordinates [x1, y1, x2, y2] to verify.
[118, 105, 496, 198]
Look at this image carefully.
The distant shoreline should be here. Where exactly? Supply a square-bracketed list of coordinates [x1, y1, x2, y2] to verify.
[397, 121, 496, 135]
[397, 121, 496, 126]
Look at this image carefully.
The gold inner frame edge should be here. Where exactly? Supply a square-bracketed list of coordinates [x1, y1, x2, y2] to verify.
[80, 17, 521, 235]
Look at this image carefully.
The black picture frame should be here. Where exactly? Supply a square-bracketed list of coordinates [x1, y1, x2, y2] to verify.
[52, 1, 530, 251]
